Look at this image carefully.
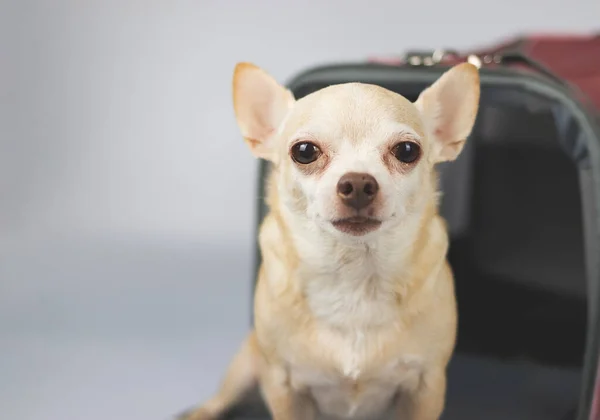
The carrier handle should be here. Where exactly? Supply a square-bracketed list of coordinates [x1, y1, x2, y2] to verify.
[496, 50, 568, 87]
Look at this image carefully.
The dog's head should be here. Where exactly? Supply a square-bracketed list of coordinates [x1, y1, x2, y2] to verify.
[232, 63, 480, 241]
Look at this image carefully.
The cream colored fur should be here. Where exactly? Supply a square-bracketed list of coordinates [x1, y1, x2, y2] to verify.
[181, 61, 480, 420]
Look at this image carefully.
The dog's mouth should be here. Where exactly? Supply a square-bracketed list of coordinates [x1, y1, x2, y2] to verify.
[331, 216, 382, 236]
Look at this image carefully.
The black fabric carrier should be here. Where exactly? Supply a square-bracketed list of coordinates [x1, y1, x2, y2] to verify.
[225, 55, 600, 420]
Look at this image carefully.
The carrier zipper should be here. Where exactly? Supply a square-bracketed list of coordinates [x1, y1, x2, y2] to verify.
[403, 49, 567, 87]
[403, 49, 498, 69]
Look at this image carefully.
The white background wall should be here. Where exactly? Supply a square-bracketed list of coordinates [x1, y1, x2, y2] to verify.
[1, 1, 599, 419]
[3, 0, 599, 245]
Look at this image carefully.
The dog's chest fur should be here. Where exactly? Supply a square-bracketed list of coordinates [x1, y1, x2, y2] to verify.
[298, 236, 408, 328]
[288, 332, 423, 419]
[287, 248, 424, 419]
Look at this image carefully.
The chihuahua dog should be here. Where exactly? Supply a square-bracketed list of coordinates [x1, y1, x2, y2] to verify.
[182, 61, 480, 420]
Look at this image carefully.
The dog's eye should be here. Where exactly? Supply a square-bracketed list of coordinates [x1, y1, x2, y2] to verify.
[392, 141, 421, 164]
[291, 142, 321, 164]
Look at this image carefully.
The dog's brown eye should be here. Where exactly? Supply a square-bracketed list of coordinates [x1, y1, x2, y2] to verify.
[291, 142, 321, 164]
[393, 141, 421, 164]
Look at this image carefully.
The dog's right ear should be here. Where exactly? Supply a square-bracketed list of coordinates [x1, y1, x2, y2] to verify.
[414, 62, 480, 163]
[232, 63, 295, 162]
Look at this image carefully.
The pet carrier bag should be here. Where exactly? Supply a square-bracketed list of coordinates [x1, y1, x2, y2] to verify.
[191, 34, 600, 420]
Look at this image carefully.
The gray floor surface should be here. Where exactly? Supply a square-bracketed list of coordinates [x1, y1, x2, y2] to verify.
[0, 235, 582, 420]
[1, 235, 253, 420]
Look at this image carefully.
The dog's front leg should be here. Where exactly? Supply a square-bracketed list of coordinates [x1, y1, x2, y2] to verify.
[178, 333, 260, 420]
[260, 365, 315, 420]
[395, 368, 446, 420]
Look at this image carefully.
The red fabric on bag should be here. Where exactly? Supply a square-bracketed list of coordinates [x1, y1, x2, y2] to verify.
[521, 35, 600, 111]
[369, 33, 600, 113]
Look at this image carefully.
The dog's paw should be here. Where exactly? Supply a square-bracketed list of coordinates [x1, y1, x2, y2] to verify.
[174, 407, 214, 420]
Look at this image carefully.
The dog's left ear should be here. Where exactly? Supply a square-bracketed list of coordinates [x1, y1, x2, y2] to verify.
[232, 62, 295, 162]
[415, 63, 480, 163]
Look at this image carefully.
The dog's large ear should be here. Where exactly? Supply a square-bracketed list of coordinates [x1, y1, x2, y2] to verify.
[232, 62, 295, 162]
[415, 63, 480, 163]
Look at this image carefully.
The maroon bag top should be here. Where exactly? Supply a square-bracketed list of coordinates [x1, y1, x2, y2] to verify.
[371, 33, 600, 114]
[494, 34, 600, 112]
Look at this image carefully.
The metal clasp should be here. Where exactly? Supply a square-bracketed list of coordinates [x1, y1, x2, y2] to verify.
[405, 49, 503, 69]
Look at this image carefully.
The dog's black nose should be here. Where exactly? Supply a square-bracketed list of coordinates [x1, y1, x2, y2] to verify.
[337, 172, 379, 210]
